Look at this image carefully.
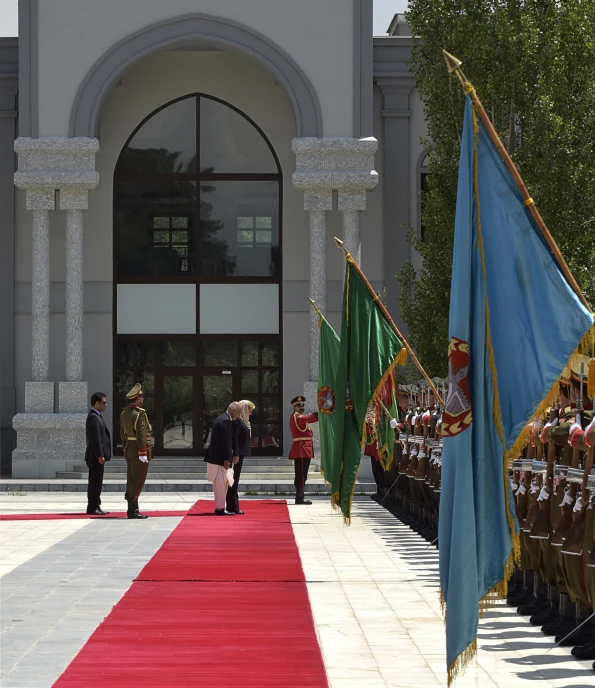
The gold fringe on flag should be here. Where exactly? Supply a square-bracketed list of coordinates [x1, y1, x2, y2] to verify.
[447, 638, 477, 686]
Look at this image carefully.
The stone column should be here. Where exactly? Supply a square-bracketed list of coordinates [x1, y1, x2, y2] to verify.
[12, 137, 99, 479]
[375, 77, 416, 331]
[305, 192, 332, 381]
[25, 190, 55, 413]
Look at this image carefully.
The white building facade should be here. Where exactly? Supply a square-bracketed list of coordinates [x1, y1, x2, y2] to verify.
[0, 2, 427, 476]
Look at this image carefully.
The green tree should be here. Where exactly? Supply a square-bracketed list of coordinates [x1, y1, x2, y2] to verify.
[399, 0, 595, 376]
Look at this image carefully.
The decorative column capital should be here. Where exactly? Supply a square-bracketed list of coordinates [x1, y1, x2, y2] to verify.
[14, 137, 100, 210]
[292, 137, 379, 206]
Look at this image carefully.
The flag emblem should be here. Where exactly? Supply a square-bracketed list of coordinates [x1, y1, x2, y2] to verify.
[443, 337, 472, 437]
[318, 387, 336, 414]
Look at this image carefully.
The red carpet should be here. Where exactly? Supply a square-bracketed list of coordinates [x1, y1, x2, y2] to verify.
[0, 511, 187, 521]
[53, 500, 328, 687]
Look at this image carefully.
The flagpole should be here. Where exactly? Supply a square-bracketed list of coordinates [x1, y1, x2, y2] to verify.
[334, 237, 445, 406]
[443, 50, 591, 312]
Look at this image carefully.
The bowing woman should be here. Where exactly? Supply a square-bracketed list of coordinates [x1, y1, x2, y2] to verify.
[227, 399, 255, 515]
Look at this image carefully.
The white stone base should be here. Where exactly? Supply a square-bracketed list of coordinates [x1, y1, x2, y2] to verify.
[12, 413, 87, 478]
[59, 381, 88, 413]
[25, 382, 54, 413]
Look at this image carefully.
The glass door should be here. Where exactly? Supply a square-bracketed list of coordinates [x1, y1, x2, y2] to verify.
[200, 370, 238, 451]
[156, 371, 196, 454]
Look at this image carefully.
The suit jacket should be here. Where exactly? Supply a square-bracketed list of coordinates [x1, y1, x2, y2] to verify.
[233, 418, 252, 458]
[85, 410, 112, 463]
[204, 412, 237, 466]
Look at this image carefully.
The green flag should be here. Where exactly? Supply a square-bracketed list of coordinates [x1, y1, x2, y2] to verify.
[374, 375, 399, 470]
[332, 257, 406, 521]
[316, 312, 340, 487]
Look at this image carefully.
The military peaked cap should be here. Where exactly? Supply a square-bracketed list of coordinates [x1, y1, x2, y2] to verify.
[126, 383, 144, 400]
[291, 396, 306, 405]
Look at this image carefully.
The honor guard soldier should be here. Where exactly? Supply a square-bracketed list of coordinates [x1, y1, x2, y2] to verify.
[288, 396, 318, 505]
[120, 383, 153, 519]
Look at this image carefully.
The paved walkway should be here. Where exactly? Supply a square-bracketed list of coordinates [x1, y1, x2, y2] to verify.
[1, 493, 593, 687]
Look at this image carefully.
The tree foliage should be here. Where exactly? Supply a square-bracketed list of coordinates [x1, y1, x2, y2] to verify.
[399, 0, 595, 377]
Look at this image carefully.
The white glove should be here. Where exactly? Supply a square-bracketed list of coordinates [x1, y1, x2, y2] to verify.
[561, 490, 575, 507]
[537, 486, 550, 502]
[573, 496, 583, 513]
[529, 481, 539, 494]
[390, 418, 398, 429]
[517, 483, 526, 496]
[510, 480, 518, 493]
[139, 455, 148, 463]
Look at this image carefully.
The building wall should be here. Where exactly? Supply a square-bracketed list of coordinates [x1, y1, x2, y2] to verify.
[14, 48, 386, 454]
[34, 0, 355, 138]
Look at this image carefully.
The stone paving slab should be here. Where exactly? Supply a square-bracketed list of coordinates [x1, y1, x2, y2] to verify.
[1, 494, 593, 688]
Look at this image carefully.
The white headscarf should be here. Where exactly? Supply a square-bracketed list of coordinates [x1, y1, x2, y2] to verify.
[238, 399, 255, 430]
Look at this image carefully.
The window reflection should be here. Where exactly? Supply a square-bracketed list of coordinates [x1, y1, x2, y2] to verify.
[200, 98, 277, 174]
[115, 181, 196, 277]
[200, 181, 279, 277]
[118, 98, 197, 175]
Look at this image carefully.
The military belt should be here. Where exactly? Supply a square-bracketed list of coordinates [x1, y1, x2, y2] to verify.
[126, 437, 138, 441]
[292, 437, 311, 441]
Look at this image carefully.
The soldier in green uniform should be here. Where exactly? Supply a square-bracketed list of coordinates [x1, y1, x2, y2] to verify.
[120, 383, 153, 519]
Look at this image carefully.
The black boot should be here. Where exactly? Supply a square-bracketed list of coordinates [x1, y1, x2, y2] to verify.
[295, 487, 312, 505]
[555, 626, 593, 647]
[530, 604, 560, 627]
[572, 637, 595, 660]
[128, 499, 148, 519]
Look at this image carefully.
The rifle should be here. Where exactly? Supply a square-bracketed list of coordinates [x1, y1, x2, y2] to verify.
[415, 387, 430, 481]
[523, 419, 544, 533]
[530, 406, 559, 540]
[515, 426, 534, 525]
[553, 364, 585, 547]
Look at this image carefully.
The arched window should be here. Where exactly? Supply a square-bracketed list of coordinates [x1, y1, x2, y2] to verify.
[113, 95, 283, 456]
[114, 94, 281, 278]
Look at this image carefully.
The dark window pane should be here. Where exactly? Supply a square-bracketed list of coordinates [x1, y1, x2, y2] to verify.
[116, 370, 134, 401]
[202, 375, 234, 449]
[241, 370, 258, 395]
[241, 341, 258, 366]
[115, 181, 196, 277]
[117, 342, 134, 370]
[201, 341, 238, 367]
[261, 395, 279, 419]
[262, 422, 281, 449]
[159, 341, 196, 367]
[138, 370, 154, 394]
[117, 97, 196, 175]
[249, 424, 260, 448]
[137, 343, 154, 368]
[200, 98, 277, 174]
[262, 341, 280, 367]
[162, 376, 193, 450]
[262, 369, 279, 394]
[199, 181, 279, 277]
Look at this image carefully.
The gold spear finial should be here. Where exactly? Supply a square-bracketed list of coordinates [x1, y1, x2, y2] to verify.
[334, 237, 345, 249]
[309, 297, 316, 306]
[443, 50, 462, 73]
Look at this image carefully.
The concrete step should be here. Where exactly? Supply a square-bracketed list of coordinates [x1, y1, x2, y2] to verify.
[71, 463, 304, 475]
[94, 457, 298, 467]
[0, 478, 376, 495]
[57, 471, 322, 480]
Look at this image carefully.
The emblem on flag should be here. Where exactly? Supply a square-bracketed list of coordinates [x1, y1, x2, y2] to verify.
[442, 337, 472, 437]
[318, 386, 336, 414]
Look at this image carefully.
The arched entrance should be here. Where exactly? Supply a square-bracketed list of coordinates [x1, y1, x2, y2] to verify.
[113, 94, 283, 456]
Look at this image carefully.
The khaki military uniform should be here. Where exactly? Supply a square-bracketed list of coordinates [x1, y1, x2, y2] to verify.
[120, 405, 153, 508]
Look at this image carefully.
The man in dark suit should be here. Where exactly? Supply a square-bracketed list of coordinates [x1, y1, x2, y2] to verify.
[85, 392, 111, 515]
[204, 402, 241, 515]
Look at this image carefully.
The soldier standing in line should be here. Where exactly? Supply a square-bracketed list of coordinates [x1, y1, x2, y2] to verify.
[288, 395, 318, 505]
[120, 383, 153, 519]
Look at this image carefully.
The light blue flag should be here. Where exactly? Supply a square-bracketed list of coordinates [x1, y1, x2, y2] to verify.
[439, 96, 593, 684]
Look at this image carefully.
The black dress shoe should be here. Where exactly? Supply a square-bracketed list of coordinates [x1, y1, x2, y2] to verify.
[87, 508, 110, 515]
[214, 509, 235, 516]
[234, 510, 245, 515]
[295, 499, 312, 505]
[555, 627, 593, 647]
[530, 607, 559, 626]
[127, 512, 148, 519]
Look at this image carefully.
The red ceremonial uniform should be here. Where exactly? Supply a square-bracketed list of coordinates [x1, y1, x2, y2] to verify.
[288, 412, 317, 459]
